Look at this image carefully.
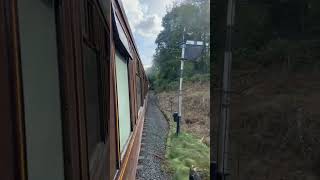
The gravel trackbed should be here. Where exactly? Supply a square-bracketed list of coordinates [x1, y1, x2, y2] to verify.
[136, 92, 172, 180]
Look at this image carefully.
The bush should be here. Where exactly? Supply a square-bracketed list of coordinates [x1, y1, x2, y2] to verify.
[233, 39, 320, 73]
[185, 73, 210, 83]
[165, 120, 210, 180]
[154, 79, 179, 92]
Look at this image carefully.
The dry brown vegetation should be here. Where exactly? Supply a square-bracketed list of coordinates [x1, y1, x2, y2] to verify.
[226, 62, 320, 180]
[156, 80, 210, 145]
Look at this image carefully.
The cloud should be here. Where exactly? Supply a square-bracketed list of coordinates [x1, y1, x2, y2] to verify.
[122, 0, 164, 38]
[140, 0, 176, 16]
[143, 64, 152, 69]
[121, 0, 144, 32]
[136, 15, 163, 38]
[121, 0, 176, 67]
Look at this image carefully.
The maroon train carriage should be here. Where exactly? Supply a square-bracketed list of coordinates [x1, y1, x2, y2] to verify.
[0, 0, 148, 179]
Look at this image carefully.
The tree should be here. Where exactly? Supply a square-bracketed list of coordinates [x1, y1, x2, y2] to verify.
[150, 0, 210, 90]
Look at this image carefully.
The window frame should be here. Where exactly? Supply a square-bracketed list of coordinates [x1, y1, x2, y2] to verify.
[136, 62, 143, 116]
[82, 43, 106, 168]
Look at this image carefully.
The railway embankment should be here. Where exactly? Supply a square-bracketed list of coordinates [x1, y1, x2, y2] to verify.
[156, 80, 210, 180]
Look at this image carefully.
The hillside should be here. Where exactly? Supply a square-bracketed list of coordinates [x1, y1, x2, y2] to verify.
[156, 80, 210, 179]
[157, 80, 210, 145]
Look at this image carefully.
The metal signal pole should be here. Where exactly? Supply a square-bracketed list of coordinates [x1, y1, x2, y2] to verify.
[217, 0, 236, 179]
[177, 27, 186, 136]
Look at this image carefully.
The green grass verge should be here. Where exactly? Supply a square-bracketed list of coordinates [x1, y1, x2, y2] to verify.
[162, 111, 210, 180]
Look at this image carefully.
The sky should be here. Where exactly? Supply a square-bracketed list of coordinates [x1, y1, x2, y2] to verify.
[121, 0, 178, 69]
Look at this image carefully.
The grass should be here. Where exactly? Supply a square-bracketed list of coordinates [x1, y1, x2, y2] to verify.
[162, 111, 210, 180]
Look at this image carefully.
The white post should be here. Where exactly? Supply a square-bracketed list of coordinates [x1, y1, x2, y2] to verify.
[177, 27, 186, 135]
[178, 59, 184, 118]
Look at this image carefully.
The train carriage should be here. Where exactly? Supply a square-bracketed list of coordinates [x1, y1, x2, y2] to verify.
[0, 0, 148, 180]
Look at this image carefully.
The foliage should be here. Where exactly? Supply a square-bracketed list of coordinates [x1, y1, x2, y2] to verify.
[233, 39, 320, 73]
[149, 0, 210, 91]
[231, 0, 320, 74]
[163, 112, 210, 180]
[184, 73, 210, 83]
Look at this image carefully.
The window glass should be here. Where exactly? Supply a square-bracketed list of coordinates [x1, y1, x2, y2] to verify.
[18, 0, 65, 179]
[136, 75, 142, 109]
[115, 51, 132, 153]
[83, 46, 103, 159]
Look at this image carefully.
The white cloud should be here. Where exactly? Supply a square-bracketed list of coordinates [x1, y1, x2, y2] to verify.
[143, 64, 152, 69]
[121, 0, 176, 66]
[140, 0, 176, 16]
[136, 15, 163, 38]
[122, 0, 169, 38]
[121, 0, 144, 32]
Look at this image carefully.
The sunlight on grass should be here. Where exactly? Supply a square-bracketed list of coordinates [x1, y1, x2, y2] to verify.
[164, 117, 210, 180]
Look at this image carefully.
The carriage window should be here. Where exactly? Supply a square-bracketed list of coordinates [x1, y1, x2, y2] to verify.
[18, 0, 65, 179]
[115, 51, 132, 154]
[83, 45, 105, 160]
[136, 75, 142, 110]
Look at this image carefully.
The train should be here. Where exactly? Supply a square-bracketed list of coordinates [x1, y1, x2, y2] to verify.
[0, 0, 148, 179]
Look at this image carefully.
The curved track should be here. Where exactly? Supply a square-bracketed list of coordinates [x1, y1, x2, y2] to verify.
[136, 92, 172, 180]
